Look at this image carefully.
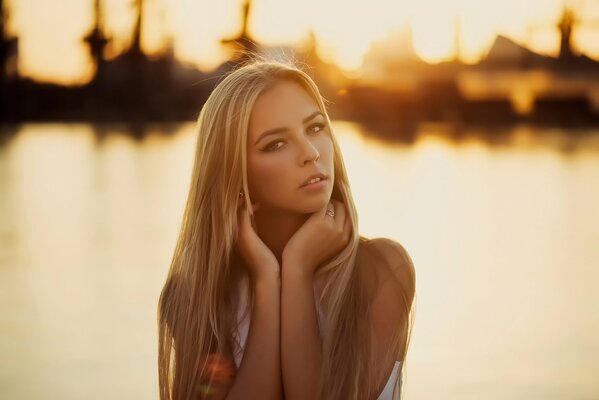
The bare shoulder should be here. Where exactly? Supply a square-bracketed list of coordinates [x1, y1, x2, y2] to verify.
[358, 236, 416, 300]
[358, 236, 417, 392]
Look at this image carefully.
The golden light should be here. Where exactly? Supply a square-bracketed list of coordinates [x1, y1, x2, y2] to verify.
[7, 0, 599, 84]
[13, 0, 95, 84]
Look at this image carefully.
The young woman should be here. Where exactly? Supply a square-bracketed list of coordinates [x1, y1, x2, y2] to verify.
[158, 58, 416, 400]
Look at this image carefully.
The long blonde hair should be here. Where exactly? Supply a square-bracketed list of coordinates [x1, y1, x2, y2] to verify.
[158, 56, 414, 400]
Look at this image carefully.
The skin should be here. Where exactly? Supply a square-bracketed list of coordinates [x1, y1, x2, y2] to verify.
[218, 80, 415, 400]
[234, 79, 347, 282]
[230, 80, 350, 400]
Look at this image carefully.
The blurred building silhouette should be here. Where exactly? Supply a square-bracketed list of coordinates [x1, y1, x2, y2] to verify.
[2, 0, 213, 122]
[1, 1, 599, 128]
[460, 5, 599, 126]
[1, 0, 18, 115]
[0, 0, 347, 123]
[221, 0, 260, 63]
[340, 6, 599, 129]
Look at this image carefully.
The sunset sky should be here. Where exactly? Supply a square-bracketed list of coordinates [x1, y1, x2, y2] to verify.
[5, 0, 599, 84]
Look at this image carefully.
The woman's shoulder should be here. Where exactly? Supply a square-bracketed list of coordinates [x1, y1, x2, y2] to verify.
[357, 236, 416, 300]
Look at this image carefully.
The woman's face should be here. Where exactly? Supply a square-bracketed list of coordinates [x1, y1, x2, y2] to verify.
[247, 80, 334, 214]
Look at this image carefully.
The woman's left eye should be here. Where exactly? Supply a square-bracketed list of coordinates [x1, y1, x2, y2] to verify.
[308, 123, 325, 134]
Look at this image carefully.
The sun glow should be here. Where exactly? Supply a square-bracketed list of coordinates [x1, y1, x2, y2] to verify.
[8, 0, 599, 84]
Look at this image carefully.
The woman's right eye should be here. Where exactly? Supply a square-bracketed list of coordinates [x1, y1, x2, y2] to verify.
[264, 141, 284, 151]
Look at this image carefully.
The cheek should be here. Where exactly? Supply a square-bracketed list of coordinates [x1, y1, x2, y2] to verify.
[247, 156, 291, 200]
[319, 136, 335, 164]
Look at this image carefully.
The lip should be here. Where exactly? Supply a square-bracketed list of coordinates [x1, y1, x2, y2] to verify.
[300, 173, 328, 188]
[300, 178, 328, 192]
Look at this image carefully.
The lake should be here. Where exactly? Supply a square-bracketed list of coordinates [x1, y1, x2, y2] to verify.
[0, 122, 598, 399]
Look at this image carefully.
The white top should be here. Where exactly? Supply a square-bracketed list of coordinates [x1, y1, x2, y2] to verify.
[231, 275, 402, 400]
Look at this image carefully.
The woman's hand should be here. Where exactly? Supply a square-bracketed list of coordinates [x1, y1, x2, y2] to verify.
[234, 197, 280, 280]
[282, 199, 352, 277]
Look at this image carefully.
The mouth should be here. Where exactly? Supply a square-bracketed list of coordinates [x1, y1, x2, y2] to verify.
[300, 173, 328, 188]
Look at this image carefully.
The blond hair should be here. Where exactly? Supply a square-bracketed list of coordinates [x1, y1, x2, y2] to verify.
[158, 55, 413, 399]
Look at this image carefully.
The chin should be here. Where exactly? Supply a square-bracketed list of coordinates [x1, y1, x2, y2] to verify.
[298, 196, 332, 214]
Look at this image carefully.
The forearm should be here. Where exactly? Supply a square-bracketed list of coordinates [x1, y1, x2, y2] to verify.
[281, 265, 323, 400]
[226, 272, 282, 400]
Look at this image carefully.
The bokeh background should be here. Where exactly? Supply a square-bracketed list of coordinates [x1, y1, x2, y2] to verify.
[1, 0, 599, 399]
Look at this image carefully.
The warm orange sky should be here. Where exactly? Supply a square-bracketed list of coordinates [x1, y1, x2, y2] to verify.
[6, 0, 599, 85]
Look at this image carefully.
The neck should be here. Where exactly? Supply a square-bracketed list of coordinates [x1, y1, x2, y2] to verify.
[253, 206, 309, 266]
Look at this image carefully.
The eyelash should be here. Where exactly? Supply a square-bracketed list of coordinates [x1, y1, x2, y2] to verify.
[263, 123, 326, 152]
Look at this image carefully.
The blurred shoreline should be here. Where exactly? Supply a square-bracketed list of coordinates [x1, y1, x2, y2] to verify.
[2, 1, 599, 130]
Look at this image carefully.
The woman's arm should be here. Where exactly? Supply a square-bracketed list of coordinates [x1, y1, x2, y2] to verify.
[278, 199, 350, 400]
[212, 271, 283, 400]
[280, 265, 323, 400]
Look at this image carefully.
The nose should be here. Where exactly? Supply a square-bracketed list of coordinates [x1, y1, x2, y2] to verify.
[298, 135, 320, 165]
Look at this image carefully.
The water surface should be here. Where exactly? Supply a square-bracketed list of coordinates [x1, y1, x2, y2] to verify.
[0, 122, 598, 399]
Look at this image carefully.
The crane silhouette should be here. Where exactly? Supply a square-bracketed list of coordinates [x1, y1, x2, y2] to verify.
[527, 0, 599, 60]
[221, 0, 261, 61]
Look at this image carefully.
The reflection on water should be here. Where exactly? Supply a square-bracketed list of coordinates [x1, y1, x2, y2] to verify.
[0, 123, 598, 399]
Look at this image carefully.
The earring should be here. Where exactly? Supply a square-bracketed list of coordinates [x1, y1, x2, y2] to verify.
[239, 191, 245, 198]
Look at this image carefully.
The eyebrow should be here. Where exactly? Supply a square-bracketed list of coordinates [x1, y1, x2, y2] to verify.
[254, 110, 324, 145]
